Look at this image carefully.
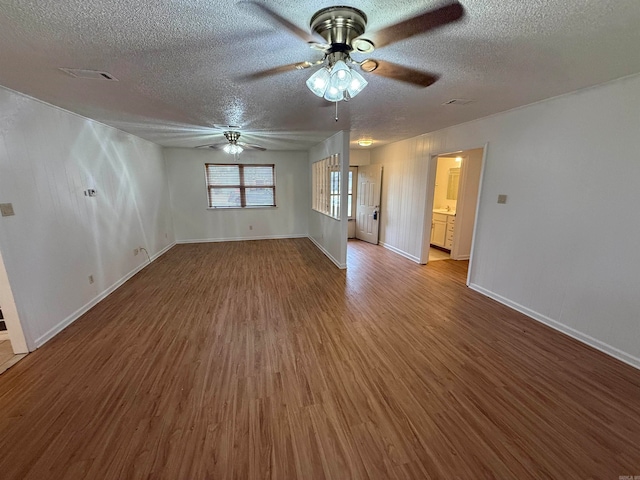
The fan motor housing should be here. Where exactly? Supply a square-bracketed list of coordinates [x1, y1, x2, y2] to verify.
[223, 131, 241, 144]
[310, 6, 367, 51]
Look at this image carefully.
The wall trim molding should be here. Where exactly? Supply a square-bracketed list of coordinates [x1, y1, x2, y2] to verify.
[33, 242, 176, 349]
[176, 234, 307, 244]
[380, 242, 422, 264]
[469, 283, 640, 371]
[308, 236, 347, 269]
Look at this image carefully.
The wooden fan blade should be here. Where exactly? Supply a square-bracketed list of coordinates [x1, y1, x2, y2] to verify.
[367, 1, 465, 49]
[239, 61, 315, 81]
[195, 143, 225, 149]
[244, 2, 324, 44]
[364, 60, 440, 87]
[238, 142, 267, 151]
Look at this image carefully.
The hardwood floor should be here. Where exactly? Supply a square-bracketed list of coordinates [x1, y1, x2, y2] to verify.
[1, 238, 639, 479]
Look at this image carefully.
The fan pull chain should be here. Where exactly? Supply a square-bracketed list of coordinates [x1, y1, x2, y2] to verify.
[335, 101, 338, 122]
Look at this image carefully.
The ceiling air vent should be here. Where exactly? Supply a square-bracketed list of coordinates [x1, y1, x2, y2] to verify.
[59, 68, 118, 81]
[442, 98, 474, 106]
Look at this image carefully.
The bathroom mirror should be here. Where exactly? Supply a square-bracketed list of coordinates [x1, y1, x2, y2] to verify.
[447, 167, 460, 200]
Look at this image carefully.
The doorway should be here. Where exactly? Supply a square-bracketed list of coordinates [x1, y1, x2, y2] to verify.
[423, 147, 485, 274]
[0, 249, 28, 374]
[354, 165, 382, 245]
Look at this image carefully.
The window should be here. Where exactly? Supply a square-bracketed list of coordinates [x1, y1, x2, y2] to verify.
[312, 154, 341, 219]
[205, 164, 275, 208]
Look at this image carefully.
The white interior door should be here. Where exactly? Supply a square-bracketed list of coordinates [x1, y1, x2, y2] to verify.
[356, 165, 382, 244]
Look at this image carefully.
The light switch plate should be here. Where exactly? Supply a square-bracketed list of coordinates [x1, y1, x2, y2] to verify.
[497, 194, 507, 204]
[0, 203, 15, 216]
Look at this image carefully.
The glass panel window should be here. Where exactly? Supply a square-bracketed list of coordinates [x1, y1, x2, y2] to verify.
[347, 167, 357, 219]
[245, 187, 275, 206]
[311, 154, 341, 220]
[205, 164, 276, 208]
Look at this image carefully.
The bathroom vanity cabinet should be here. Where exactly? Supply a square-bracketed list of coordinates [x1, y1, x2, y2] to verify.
[431, 212, 455, 250]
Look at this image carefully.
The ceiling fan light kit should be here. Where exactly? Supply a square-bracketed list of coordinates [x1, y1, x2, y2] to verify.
[302, 6, 373, 103]
[305, 52, 369, 102]
[246, 1, 465, 110]
[196, 130, 266, 154]
[223, 143, 243, 154]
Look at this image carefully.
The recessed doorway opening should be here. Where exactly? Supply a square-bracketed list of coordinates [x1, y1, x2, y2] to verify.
[422, 146, 486, 282]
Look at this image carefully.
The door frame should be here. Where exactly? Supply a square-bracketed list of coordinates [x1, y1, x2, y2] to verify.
[419, 143, 489, 286]
[0, 249, 28, 354]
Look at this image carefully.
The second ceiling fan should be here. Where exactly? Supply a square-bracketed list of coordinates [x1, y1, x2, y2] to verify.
[244, 1, 466, 102]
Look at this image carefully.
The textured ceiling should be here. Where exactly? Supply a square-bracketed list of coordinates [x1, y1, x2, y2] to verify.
[1, 0, 640, 150]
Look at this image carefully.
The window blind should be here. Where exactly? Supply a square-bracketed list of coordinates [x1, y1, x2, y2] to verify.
[205, 164, 276, 208]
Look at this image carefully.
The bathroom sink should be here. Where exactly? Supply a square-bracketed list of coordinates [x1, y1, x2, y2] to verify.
[433, 208, 455, 215]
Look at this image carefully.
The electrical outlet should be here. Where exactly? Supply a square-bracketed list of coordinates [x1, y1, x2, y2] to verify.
[88, 275, 94, 284]
[134, 248, 139, 256]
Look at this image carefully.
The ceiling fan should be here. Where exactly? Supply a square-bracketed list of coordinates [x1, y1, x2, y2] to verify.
[244, 1, 466, 102]
[196, 131, 266, 154]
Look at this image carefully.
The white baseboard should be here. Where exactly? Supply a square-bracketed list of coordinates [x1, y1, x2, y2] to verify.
[33, 242, 176, 349]
[469, 283, 640, 371]
[149, 242, 175, 262]
[380, 242, 421, 264]
[176, 234, 308, 244]
[453, 254, 470, 261]
[307, 236, 346, 269]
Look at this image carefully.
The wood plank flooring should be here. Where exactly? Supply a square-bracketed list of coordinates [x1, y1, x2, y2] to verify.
[0, 238, 639, 479]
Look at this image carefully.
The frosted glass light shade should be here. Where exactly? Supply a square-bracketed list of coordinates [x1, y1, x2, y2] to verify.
[223, 144, 243, 154]
[329, 60, 351, 91]
[323, 85, 344, 102]
[347, 68, 368, 98]
[306, 67, 331, 97]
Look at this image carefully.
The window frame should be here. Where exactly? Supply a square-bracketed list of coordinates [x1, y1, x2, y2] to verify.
[348, 166, 357, 220]
[311, 154, 341, 220]
[205, 163, 276, 209]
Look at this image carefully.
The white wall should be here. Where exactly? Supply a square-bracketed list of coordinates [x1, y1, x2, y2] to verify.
[371, 72, 640, 368]
[349, 149, 371, 166]
[0, 87, 175, 350]
[309, 131, 349, 268]
[373, 137, 431, 263]
[348, 149, 368, 239]
[164, 148, 309, 243]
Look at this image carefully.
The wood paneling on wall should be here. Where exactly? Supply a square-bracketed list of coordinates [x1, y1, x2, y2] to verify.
[0, 87, 175, 350]
[371, 73, 640, 368]
[376, 137, 429, 262]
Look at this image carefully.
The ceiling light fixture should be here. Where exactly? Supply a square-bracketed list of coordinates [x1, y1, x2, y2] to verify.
[358, 138, 373, 147]
[306, 52, 368, 103]
[224, 144, 244, 155]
